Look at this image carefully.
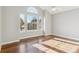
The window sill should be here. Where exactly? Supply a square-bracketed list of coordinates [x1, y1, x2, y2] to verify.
[20, 29, 42, 33]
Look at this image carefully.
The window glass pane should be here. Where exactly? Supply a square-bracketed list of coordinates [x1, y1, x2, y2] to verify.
[27, 15, 38, 30]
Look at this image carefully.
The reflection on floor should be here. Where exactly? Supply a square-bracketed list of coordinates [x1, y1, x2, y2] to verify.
[1, 35, 79, 53]
[32, 44, 58, 53]
[33, 38, 79, 53]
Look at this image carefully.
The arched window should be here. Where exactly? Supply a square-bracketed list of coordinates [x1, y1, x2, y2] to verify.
[26, 7, 41, 30]
[20, 7, 42, 32]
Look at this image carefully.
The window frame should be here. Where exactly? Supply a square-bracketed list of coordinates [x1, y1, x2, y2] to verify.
[19, 7, 42, 32]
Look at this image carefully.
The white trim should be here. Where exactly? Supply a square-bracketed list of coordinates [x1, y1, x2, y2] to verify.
[18, 35, 42, 40]
[1, 34, 52, 46]
[1, 35, 43, 46]
[52, 33, 79, 42]
[18, 34, 52, 40]
[1, 40, 20, 46]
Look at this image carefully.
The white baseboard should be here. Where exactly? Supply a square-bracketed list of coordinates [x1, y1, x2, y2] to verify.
[1, 34, 52, 46]
[52, 33, 79, 42]
[1, 40, 20, 46]
[19, 35, 42, 39]
[19, 34, 52, 40]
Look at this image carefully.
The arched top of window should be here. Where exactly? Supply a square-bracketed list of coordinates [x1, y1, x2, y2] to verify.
[27, 7, 38, 14]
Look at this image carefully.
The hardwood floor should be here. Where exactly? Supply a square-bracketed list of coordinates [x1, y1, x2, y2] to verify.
[1, 35, 79, 53]
[1, 35, 53, 53]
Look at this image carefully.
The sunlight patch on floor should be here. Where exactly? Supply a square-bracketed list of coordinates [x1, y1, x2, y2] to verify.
[32, 38, 79, 53]
[32, 44, 58, 53]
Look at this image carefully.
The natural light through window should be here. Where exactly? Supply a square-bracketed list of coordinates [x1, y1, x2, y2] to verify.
[20, 7, 42, 32]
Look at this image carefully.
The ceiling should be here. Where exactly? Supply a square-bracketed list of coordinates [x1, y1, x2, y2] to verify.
[40, 6, 79, 15]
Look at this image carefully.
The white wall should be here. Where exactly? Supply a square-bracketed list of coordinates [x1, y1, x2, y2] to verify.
[52, 8, 79, 41]
[44, 10, 52, 35]
[2, 6, 19, 44]
[1, 6, 52, 44]
[0, 6, 2, 50]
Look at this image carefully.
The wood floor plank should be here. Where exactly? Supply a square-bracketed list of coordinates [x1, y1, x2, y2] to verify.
[1, 35, 79, 53]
